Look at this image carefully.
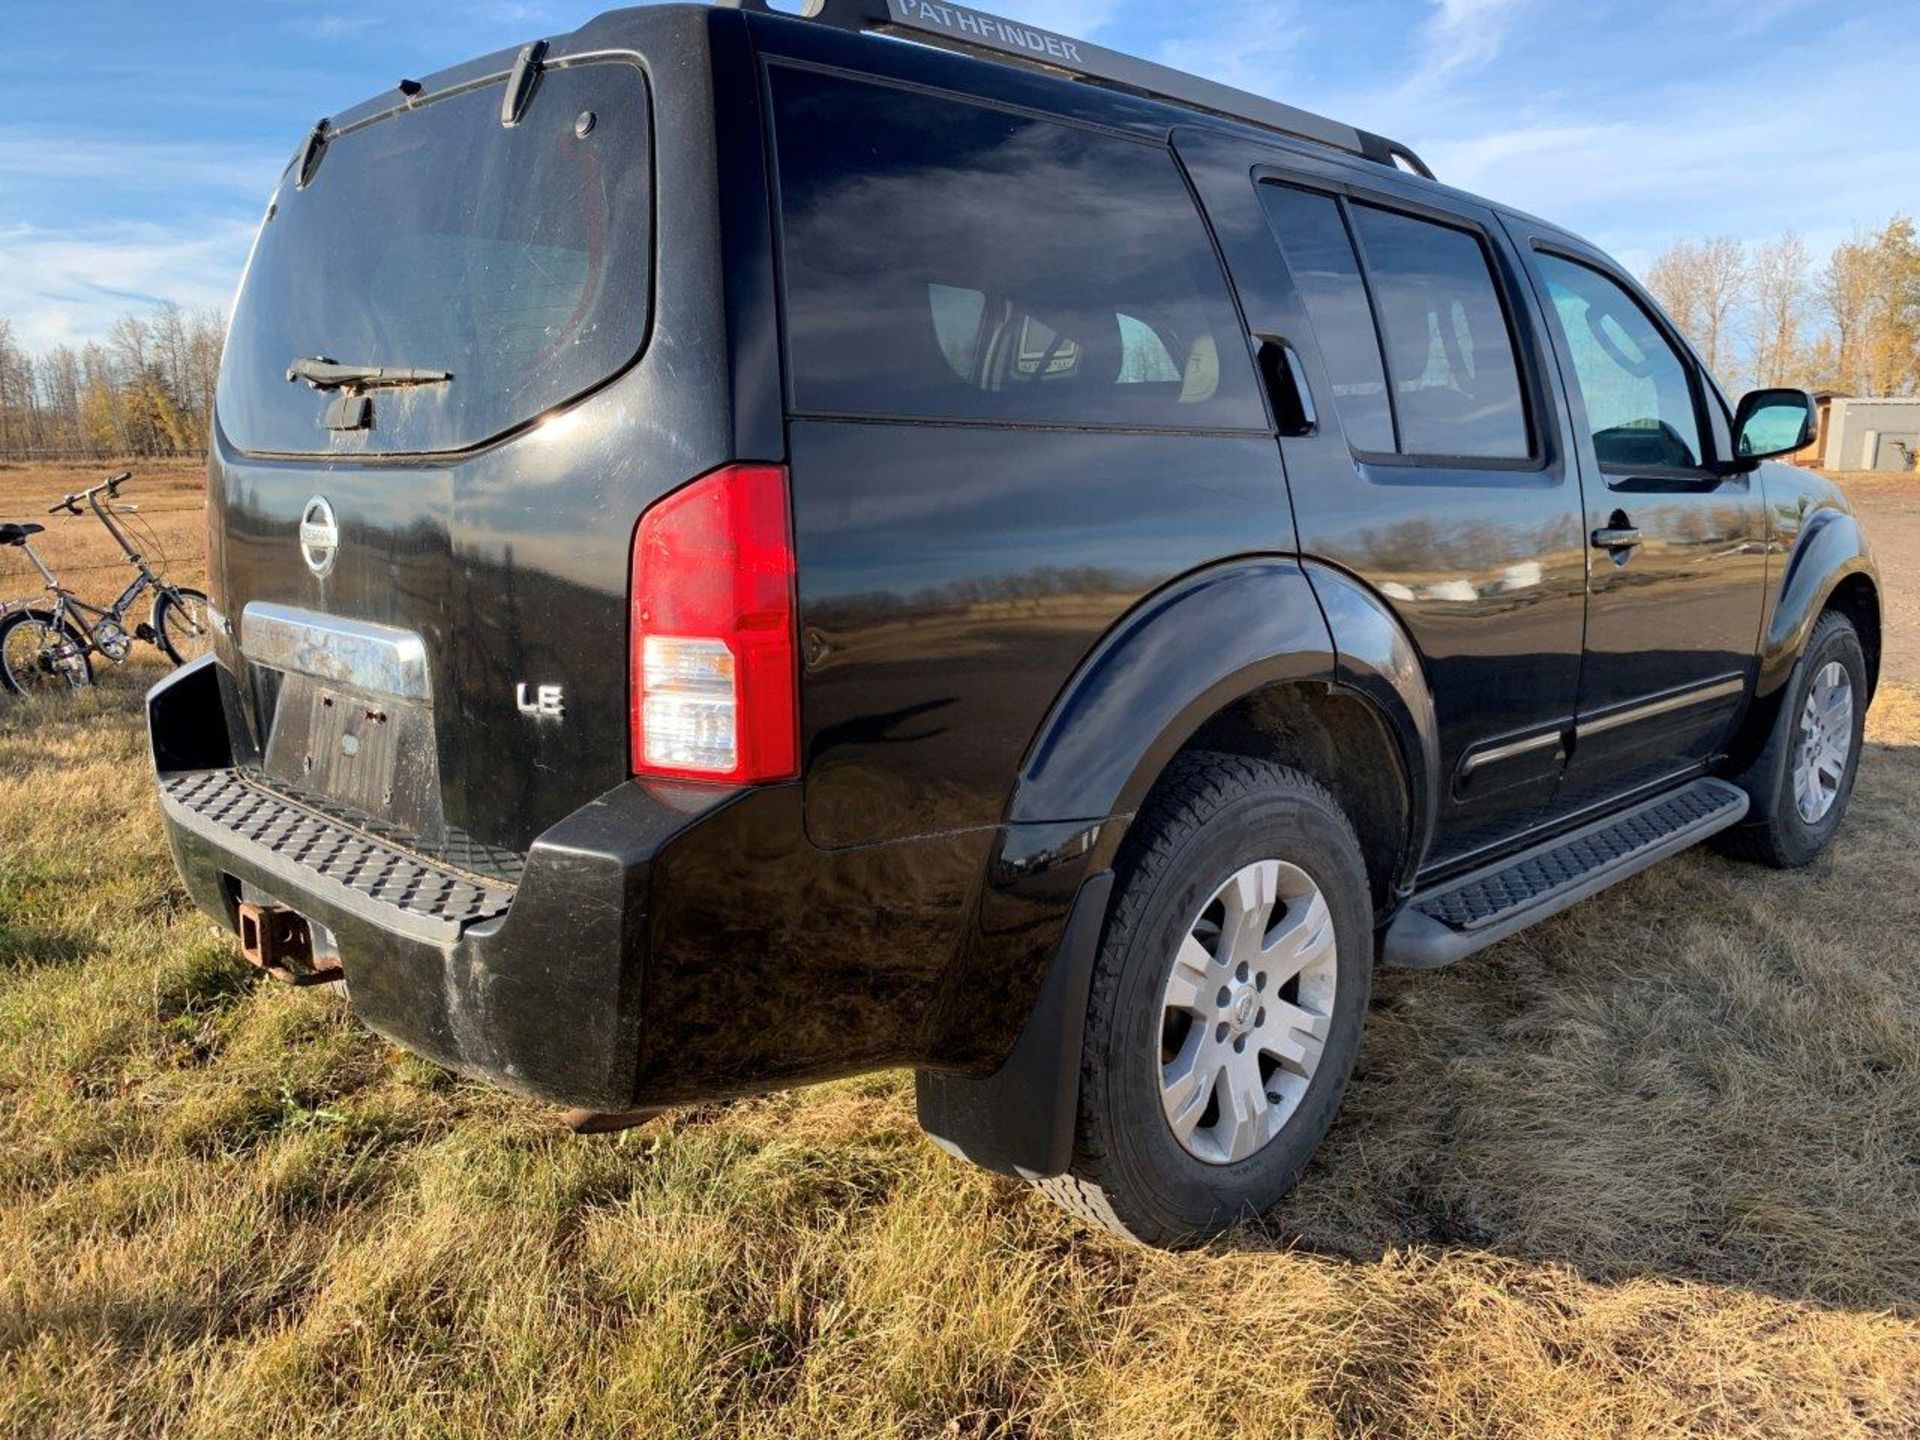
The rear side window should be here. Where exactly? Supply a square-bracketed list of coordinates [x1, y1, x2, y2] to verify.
[1534, 253, 1705, 471]
[1261, 187, 1532, 462]
[1257, 186, 1393, 452]
[770, 67, 1264, 429]
[218, 62, 652, 456]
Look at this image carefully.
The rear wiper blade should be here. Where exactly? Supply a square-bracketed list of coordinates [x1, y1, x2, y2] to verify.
[286, 356, 452, 391]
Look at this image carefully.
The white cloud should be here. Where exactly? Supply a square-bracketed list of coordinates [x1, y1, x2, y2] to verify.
[1413, 0, 1525, 80]
[0, 220, 260, 352]
[1417, 58, 1920, 266]
[0, 130, 285, 194]
[1153, 1, 1307, 99]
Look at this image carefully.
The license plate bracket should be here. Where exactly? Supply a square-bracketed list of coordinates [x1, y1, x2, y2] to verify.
[260, 674, 443, 838]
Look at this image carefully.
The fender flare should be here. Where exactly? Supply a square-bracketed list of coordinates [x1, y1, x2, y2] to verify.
[1761, 507, 1879, 697]
[1301, 560, 1442, 900]
[1730, 504, 1880, 769]
[1007, 559, 1336, 829]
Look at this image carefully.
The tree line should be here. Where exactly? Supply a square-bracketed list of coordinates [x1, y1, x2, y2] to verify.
[0, 305, 224, 461]
[1644, 216, 1918, 399]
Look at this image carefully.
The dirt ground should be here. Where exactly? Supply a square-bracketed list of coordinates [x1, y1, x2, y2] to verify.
[1838, 471, 1920, 684]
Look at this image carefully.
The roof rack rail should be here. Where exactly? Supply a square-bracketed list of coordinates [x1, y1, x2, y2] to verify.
[718, 0, 1435, 181]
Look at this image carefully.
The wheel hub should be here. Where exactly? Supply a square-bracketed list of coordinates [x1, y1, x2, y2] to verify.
[1792, 661, 1854, 825]
[1157, 858, 1338, 1167]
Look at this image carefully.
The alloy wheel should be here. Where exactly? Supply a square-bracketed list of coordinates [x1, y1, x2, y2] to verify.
[1793, 660, 1854, 824]
[1157, 858, 1338, 1166]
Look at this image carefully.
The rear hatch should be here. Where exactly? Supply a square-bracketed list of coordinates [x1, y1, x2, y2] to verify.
[208, 10, 750, 860]
[217, 56, 652, 460]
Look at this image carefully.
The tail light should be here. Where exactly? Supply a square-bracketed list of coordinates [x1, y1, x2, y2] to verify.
[629, 464, 799, 783]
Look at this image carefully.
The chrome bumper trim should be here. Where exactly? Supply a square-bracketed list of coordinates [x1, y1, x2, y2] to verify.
[240, 601, 431, 701]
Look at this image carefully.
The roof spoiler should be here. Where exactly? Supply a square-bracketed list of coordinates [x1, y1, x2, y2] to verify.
[717, 0, 1435, 181]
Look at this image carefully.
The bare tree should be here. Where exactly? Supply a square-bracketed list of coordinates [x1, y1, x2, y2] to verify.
[1818, 227, 1882, 394]
[1694, 237, 1748, 387]
[1749, 231, 1810, 389]
[1646, 241, 1706, 345]
[0, 319, 31, 455]
[1645, 237, 1749, 387]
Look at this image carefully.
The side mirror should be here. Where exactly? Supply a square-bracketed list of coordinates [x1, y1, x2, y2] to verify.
[1733, 388, 1816, 463]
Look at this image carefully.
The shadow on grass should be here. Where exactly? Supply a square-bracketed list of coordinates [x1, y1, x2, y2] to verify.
[0, 921, 101, 970]
[1218, 710, 1920, 1319]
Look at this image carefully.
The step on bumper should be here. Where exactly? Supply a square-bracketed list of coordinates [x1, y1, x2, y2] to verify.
[160, 768, 515, 946]
[148, 657, 684, 1111]
[1384, 777, 1749, 970]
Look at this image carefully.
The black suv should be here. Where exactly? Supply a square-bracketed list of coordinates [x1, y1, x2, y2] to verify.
[149, 0, 1882, 1246]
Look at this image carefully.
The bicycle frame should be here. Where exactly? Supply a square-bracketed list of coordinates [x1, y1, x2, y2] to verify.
[16, 479, 195, 664]
[47, 568, 159, 654]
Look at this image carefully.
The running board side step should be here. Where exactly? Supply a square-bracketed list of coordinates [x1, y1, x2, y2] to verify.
[1383, 778, 1749, 970]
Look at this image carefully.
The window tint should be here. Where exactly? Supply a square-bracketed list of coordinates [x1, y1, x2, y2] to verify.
[219, 63, 652, 456]
[1535, 253, 1704, 471]
[1258, 185, 1394, 452]
[770, 67, 1263, 428]
[1349, 205, 1532, 460]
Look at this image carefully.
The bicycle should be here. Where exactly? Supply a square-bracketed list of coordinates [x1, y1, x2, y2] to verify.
[0, 472, 213, 695]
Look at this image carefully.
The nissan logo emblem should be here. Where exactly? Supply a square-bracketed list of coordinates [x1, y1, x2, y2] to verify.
[299, 495, 340, 578]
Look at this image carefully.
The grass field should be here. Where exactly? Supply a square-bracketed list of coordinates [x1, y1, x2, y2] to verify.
[0, 460, 210, 605]
[2, 463, 1918, 1438]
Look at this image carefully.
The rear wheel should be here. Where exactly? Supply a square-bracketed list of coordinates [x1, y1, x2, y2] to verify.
[153, 587, 214, 667]
[1715, 610, 1868, 868]
[0, 609, 94, 696]
[1035, 752, 1373, 1248]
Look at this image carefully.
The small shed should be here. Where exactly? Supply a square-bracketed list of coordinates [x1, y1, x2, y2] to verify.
[1819, 396, 1920, 471]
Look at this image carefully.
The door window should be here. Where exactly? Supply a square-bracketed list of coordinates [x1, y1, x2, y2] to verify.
[1259, 185, 1532, 462]
[1348, 205, 1532, 461]
[1256, 186, 1394, 453]
[1534, 253, 1705, 471]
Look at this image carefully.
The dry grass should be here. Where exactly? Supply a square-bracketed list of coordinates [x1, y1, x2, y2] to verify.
[0, 460, 208, 605]
[2, 461, 1919, 1439]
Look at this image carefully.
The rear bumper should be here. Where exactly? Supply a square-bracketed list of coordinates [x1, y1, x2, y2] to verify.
[150, 656, 691, 1111]
[150, 656, 1098, 1128]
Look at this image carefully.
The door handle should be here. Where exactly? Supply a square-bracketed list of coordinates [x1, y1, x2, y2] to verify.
[1590, 525, 1642, 551]
[1255, 336, 1317, 437]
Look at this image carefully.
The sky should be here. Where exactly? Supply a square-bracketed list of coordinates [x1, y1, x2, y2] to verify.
[1, 0, 1915, 353]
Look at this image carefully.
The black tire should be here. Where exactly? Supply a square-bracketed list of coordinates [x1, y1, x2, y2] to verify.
[1714, 610, 1868, 869]
[1035, 752, 1373, 1248]
[0, 608, 95, 696]
[153, 587, 213, 667]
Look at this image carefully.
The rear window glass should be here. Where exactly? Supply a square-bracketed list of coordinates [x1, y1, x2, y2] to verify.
[217, 62, 652, 456]
[769, 67, 1264, 429]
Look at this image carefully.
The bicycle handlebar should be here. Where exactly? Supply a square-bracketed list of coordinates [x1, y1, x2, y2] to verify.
[48, 471, 134, 516]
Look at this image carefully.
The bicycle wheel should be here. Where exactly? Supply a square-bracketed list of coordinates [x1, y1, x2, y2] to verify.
[0, 609, 94, 695]
[153, 587, 214, 667]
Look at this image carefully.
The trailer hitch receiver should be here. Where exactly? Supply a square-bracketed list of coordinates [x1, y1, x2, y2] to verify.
[235, 902, 343, 987]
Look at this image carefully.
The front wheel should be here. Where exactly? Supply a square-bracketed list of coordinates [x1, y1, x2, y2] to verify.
[152, 587, 214, 667]
[1035, 752, 1373, 1248]
[1714, 610, 1868, 868]
[0, 609, 95, 696]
